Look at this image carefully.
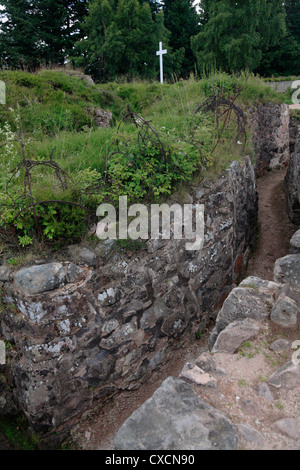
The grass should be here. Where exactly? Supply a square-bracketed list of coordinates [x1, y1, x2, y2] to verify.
[0, 68, 285, 251]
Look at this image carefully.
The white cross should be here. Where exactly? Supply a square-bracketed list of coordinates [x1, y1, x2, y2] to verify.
[156, 42, 167, 84]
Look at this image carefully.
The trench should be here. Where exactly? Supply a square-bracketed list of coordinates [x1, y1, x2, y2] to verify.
[67, 167, 298, 450]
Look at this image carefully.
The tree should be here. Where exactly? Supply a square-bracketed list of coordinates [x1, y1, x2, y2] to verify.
[192, 0, 286, 74]
[0, 0, 88, 69]
[285, 0, 300, 44]
[37, 1, 89, 66]
[256, 0, 300, 76]
[73, 0, 159, 82]
[162, 0, 200, 78]
[0, 0, 41, 70]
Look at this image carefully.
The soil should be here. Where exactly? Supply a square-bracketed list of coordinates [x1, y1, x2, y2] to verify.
[69, 167, 300, 451]
[246, 168, 298, 281]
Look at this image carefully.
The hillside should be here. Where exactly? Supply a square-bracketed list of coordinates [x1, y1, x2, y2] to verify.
[0, 69, 288, 259]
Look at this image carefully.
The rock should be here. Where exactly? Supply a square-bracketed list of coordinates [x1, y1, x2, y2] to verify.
[290, 230, 300, 254]
[93, 108, 112, 128]
[65, 263, 84, 283]
[0, 265, 12, 282]
[273, 417, 300, 439]
[258, 382, 274, 402]
[211, 318, 261, 354]
[269, 338, 292, 352]
[268, 361, 300, 390]
[270, 292, 300, 328]
[194, 352, 227, 376]
[0, 340, 5, 365]
[237, 423, 264, 443]
[209, 278, 279, 350]
[179, 363, 217, 388]
[239, 398, 262, 416]
[114, 377, 238, 450]
[285, 126, 300, 224]
[274, 254, 300, 288]
[77, 247, 98, 267]
[14, 263, 66, 295]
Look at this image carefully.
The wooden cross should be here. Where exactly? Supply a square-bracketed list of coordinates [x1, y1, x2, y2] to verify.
[156, 42, 167, 84]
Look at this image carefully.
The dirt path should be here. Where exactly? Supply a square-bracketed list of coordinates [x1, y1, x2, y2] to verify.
[247, 168, 298, 280]
[69, 168, 299, 450]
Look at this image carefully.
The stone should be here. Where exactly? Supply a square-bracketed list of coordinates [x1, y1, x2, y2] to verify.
[237, 423, 264, 443]
[179, 363, 217, 388]
[209, 278, 279, 350]
[270, 292, 300, 328]
[77, 247, 98, 267]
[290, 230, 300, 254]
[65, 263, 84, 283]
[258, 382, 274, 402]
[274, 254, 300, 288]
[269, 338, 292, 352]
[268, 360, 300, 390]
[239, 398, 261, 416]
[0, 265, 12, 282]
[93, 108, 112, 128]
[14, 263, 66, 295]
[114, 377, 238, 450]
[194, 352, 227, 376]
[273, 417, 300, 439]
[211, 318, 261, 354]
[285, 127, 300, 224]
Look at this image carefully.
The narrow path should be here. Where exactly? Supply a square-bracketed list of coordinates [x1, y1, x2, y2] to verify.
[246, 168, 298, 281]
[70, 168, 299, 450]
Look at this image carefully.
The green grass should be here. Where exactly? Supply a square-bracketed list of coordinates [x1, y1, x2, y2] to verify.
[0, 68, 285, 250]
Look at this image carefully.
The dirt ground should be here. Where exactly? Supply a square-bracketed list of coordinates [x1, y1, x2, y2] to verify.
[69, 167, 300, 451]
[247, 168, 298, 281]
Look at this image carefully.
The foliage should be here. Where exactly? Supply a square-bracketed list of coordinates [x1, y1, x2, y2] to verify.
[162, 0, 200, 78]
[0, 70, 282, 249]
[0, 0, 88, 70]
[192, 0, 286, 74]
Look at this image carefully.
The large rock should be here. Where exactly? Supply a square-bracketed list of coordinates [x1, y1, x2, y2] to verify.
[14, 263, 66, 295]
[268, 361, 300, 390]
[290, 230, 300, 254]
[273, 417, 300, 439]
[209, 277, 279, 350]
[270, 292, 300, 328]
[274, 255, 300, 288]
[114, 377, 238, 450]
[211, 318, 261, 354]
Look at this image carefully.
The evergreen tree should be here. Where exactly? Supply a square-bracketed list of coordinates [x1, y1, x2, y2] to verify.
[192, 0, 286, 74]
[162, 0, 200, 78]
[257, 0, 300, 76]
[0, 0, 40, 70]
[0, 0, 88, 69]
[285, 0, 300, 44]
[73, 0, 159, 82]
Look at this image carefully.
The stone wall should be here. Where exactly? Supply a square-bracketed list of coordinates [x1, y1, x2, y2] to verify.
[0, 156, 257, 444]
[285, 118, 300, 224]
[248, 103, 290, 175]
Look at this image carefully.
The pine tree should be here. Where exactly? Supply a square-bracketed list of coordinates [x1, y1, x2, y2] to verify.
[192, 0, 286, 74]
[257, 0, 300, 76]
[0, 0, 41, 70]
[73, 0, 159, 82]
[285, 0, 300, 44]
[0, 0, 88, 69]
[162, 0, 200, 78]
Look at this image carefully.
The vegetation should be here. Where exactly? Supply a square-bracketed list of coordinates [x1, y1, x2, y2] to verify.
[0, 69, 284, 253]
[1, 1, 300, 81]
